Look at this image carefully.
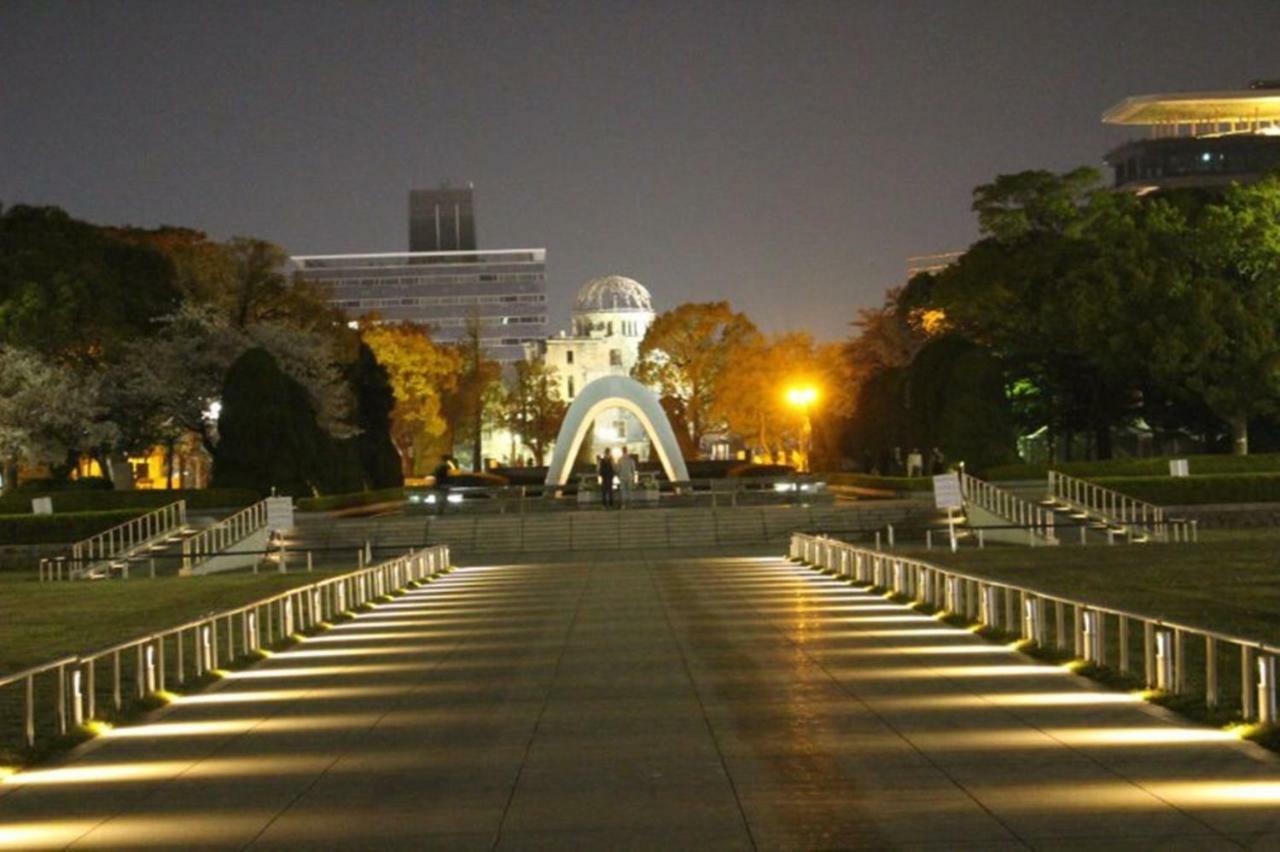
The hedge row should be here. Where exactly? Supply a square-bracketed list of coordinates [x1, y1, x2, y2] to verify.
[985, 453, 1280, 481]
[1092, 474, 1280, 506]
[0, 488, 260, 516]
[295, 488, 405, 513]
[0, 509, 148, 546]
[822, 473, 935, 493]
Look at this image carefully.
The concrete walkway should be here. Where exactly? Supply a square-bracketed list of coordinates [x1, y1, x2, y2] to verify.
[2, 556, 1279, 849]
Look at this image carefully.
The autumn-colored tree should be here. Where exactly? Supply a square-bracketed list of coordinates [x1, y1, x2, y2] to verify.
[441, 316, 504, 470]
[362, 322, 461, 476]
[633, 301, 760, 454]
[715, 333, 846, 466]
[503, 357, 566, 466]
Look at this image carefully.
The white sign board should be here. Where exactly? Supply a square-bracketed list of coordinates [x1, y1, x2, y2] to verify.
[31, 497, 53, 516]
[265, 496, 295, 532]
[933, 472, 963, 510]
[1169, 459, 1190, 478]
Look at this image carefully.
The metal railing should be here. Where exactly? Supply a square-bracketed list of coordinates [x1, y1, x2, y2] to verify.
[39, 501, 187, 581]
[402, 476, 832, 515]
[181, 499, 269, 573]
[959, 471, 1057, 543]
[0, 544, 450, 757]
[1047, 470, 1194, 543]
[790, 533, 1278, 726]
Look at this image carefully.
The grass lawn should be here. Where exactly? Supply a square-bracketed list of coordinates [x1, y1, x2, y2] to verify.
[924, 529, 1280, 646]
[0, 571, 347, 676]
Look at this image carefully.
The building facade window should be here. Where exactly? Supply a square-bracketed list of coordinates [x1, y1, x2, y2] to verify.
[566, 350, 574, 365]
[568, 376, 575, 399]
[609, 349, 623, 367]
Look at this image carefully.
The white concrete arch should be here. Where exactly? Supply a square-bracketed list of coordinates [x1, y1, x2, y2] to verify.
[544, 375, 690, 486]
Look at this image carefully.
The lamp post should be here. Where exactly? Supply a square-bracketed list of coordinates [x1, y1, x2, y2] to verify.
[785, 385, 818, 472]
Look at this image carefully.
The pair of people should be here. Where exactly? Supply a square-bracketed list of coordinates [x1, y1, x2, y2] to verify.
[597, 447, 637, 508]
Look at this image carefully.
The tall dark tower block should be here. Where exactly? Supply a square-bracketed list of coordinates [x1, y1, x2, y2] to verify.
[409, 186, 477, 252]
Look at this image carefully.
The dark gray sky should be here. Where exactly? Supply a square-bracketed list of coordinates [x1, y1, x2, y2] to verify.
[3, 1, 1278, 340]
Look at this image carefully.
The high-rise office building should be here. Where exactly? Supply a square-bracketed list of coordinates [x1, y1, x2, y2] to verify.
[409, 185, 477, 252]
[293, 249, 548, 363]
[294, 184, 547, 363]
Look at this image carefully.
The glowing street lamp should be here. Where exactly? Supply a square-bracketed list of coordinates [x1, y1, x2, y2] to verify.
[785, 384, 819, 472]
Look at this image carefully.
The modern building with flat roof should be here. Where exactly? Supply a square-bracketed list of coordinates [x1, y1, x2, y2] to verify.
[291, 249, 548, 363]
[1102, 82, 1280, 191]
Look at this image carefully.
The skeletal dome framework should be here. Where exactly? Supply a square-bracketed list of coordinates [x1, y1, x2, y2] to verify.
[574, 275, 653, 314]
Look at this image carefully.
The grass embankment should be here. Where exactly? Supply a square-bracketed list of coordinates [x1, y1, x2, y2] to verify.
[822, 473, 934, 493]
[926, 531, 1280, 645]
[0, 572, 345, 676]
[985, 452, 1280, 480]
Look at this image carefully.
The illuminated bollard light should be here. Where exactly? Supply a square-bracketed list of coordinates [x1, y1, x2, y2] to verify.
[284, 599, 295, 636]
[145, 645, 157, 694]
[71, 669, 84, 727]
[981, 585, 997, 628]
[1082, 610, 1102, 663]
[1155, 630, 1175, 692]
[1260, 656, 1277, 726]
[202, 625, 213, 672]
[1023, 597, 1042, 645]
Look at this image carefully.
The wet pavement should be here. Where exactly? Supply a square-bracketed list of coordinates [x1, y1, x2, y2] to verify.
[2, 556, 1279, 849]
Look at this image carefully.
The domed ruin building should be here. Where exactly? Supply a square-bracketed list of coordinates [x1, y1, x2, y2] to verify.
[544, 275, 657, 461]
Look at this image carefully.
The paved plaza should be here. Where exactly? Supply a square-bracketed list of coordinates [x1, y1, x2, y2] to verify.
[2, 555, 1279, 849]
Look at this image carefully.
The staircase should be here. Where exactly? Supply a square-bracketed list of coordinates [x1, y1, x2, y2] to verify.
[289, 502, 934, 561]
[1042, 470, 1180, 543]
[42, 501, 195, 580]
[958, 472, 1058, 545]
[180, 497, 295, 576]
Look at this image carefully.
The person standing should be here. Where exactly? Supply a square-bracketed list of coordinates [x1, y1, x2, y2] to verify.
[616, 446, 637, 508]
[598, 451, 616, 509]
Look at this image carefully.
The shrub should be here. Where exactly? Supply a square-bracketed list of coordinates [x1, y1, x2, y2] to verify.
[296, 488, 406, 513]
[0, 509, 147, 545]
[0, 488, 259, 515]
[1093, 474, 1280, 505]
[727, 463, 795, 478]
[823, 472, 935, 493]
[15, 477, 113, 492]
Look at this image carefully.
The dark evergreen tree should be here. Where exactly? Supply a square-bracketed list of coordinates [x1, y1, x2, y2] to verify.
[212, 348, 324, 496]
[344, 342, 403, 490]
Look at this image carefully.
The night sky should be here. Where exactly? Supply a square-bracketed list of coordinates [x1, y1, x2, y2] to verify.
[3, 1, 1278, 341]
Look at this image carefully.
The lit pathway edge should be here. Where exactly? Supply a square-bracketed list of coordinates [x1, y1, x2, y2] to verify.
[791, 533, 1280, 728]
[2, 554, 1280, 848]
[0, 544, 453, 772]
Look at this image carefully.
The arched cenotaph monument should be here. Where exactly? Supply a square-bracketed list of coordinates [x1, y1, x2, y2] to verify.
[544, 374, 689, 486]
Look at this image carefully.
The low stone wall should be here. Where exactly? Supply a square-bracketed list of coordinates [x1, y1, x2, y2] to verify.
[1163, 502, 1280, 529]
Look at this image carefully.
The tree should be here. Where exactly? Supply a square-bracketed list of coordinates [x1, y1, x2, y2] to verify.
[344, 342, 403, 489]
[0, 205, 181, 364]
[442, 316, 503, 471]
[1147, 176, 1280, 454]
[633, 301, 760, 454]
[362, 322, 460, 476]
[211, 348, 326, 496]
[107, 303, 356, 462]
[0, 346, 116, 490]
[503, 357, 567, 466]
